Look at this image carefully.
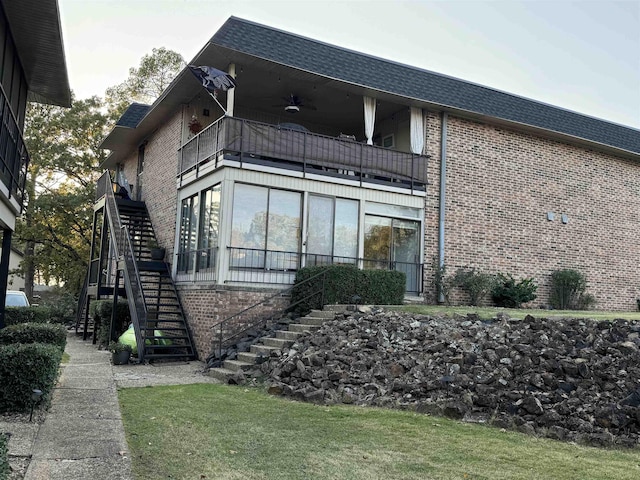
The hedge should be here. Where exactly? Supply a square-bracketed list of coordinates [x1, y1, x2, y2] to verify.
[0, 323, 67, 351]
[0, 343, 62, 412]
[90, 300, 131, 346]
[3, 306, 64, 326]
[290, 265, 405, 314]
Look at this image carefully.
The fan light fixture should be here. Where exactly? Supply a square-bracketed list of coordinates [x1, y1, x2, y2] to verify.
[285, 105, 300, 113]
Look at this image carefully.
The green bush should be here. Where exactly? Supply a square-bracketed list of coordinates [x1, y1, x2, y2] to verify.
[453, 268, 496, 306]
[0, 323, 67, 351]
[4, 306, 56, 326]
[290, 265, 405, 314]
[0, 343, 62, 412]
[0, 433, 8, 480]
[41, 291, 77, 324]
[550, 269, 594, 310]
[492, 273, 538, 308]
[90, 300, 131, 346]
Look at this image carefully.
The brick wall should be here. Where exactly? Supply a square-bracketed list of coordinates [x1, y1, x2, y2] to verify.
[177, 284, 289, 360]
[424, 113, 640, 310]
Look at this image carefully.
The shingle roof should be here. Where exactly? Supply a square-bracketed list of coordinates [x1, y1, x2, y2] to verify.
[211, 17, 640, 156]
[116, 103, 151, 128]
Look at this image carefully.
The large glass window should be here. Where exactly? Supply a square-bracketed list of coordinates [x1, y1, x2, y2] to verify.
[177, 194, 199, 273]
[197, 185, 220, 271]
[231, 184, 301, 270]
[307, 195, 358, 264]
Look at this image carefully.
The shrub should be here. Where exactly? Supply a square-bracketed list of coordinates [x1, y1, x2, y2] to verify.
[290, 265, 405, 314]
[550, 269, 592, 310]
[431, 258, 453, 305]
[4, 306, 55, 326]
[453, 268, 496, 306]
[90, 300, 131, 346]
[0, 323, 67, 351]
[492, 273, 538, 308]
[0, 343, 62, 412]
[0, 434, 8, 480]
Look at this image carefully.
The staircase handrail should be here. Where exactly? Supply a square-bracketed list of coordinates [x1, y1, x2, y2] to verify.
[102, 174, 148, 362]
[74, 273, 90, 334]
[212, 269, 327, 359]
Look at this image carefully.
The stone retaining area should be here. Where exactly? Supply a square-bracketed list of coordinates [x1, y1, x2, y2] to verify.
[262, 308, 640, 447]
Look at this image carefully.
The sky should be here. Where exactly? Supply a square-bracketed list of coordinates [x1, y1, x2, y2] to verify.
[58, 0, 640, 129]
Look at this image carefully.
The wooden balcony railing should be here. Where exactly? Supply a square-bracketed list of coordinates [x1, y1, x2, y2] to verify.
[178, 117, 427, 192]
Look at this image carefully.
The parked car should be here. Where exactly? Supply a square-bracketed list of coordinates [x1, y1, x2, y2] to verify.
[5, 290, 30, 307]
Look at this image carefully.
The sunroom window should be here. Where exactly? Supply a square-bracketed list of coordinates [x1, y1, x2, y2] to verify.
[230, 184, 301, 271]
[306, 195, 358, 265]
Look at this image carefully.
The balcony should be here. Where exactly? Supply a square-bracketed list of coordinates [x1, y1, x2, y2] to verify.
[178, 117, 427, 193]
[0, 86, 29, 213]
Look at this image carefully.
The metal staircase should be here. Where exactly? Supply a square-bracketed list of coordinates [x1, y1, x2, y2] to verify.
[76, 172, 196, 362]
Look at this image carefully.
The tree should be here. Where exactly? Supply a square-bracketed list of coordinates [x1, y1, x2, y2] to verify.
[17, 95, 108, 296]
[105, 47, 185, 121]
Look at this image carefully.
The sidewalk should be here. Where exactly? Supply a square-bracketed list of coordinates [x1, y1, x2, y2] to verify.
[24, 334, 131, 480]
[3, 332, 217, 480]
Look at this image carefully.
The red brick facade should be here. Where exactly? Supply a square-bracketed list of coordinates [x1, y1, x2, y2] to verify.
[424, 113, 640, 311]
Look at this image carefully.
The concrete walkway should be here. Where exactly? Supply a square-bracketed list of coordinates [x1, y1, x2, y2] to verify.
[24, 334, 132, 480]
[2, 332, 217, 479]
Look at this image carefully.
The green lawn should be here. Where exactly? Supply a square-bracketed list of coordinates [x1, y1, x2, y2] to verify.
[395, 304, 640, 321]
[119, 384, 640, 480]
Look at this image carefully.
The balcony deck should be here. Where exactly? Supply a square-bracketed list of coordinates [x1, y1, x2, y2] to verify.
[0, 85, 29, 213]
[178, 117, 427, 193]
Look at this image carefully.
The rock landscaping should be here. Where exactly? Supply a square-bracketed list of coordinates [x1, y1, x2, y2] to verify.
[261, 308, 640, 447]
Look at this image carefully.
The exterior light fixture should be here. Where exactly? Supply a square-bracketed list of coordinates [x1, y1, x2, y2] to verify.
[30, 389, 42, 422]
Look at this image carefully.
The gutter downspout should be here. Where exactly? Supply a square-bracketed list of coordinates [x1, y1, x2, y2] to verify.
[438, 112, 448, 303]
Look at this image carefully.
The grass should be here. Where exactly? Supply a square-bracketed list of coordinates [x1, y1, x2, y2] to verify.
[395, 304, 640, 321]
[120, 384, 640, 480]
[61, 352, 70, 364]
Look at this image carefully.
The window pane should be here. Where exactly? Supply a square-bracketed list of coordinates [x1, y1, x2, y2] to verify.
[231, 184, 268, 249]
[364, 215, 392, 268]
[178, 195, 198, 273]
[365, 201, 420, 218]
[267, 189, 300, 270]
[306, 196, 333, 263]
[334, 199, 358, 260]
[198, 185, 220, 270]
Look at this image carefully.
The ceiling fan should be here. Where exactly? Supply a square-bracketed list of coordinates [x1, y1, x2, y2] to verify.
[272, 94, 317, 113]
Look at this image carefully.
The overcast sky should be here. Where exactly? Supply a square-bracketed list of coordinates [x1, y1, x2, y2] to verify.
[59, 0, 640, 129]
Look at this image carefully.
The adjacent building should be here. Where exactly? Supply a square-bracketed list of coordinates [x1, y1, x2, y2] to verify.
[0, 0, 71, 326]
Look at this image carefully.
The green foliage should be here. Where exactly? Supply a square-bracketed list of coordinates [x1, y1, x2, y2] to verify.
[105, 47, 184, 121]
[4, 306, 61, 326]
[431, 258, 453, 305]
[550, 269, 595, 310]
[0, 433, 8, 480]
[91, 300, 131, 346]
[0, 323, 67, 351]
[37, 288, 77, 323]
[0, 343, 62, 412]
[492, 273, 538, 308]
[290, 265, 405, 314]
[453, 268, 496, 306]
[108, 341, 132, 354]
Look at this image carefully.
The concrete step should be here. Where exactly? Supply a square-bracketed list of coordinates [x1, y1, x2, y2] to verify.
[310, 309, 338, 318]
[297, 316, 328, 326]
[276, 330, 302, 340]
[207, 367, 234, 382]
[224, 359, 255, 372]
[288, 323, 321, 333]
[237, 352, 260, 364]
[262, 337, 293, 349]
[250, 344, 280, 355]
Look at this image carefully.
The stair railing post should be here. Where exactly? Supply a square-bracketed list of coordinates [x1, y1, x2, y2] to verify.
[110, 270, 121, 343]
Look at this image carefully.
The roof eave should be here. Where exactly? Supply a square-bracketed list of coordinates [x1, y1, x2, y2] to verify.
[2, 0, 71, 107]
